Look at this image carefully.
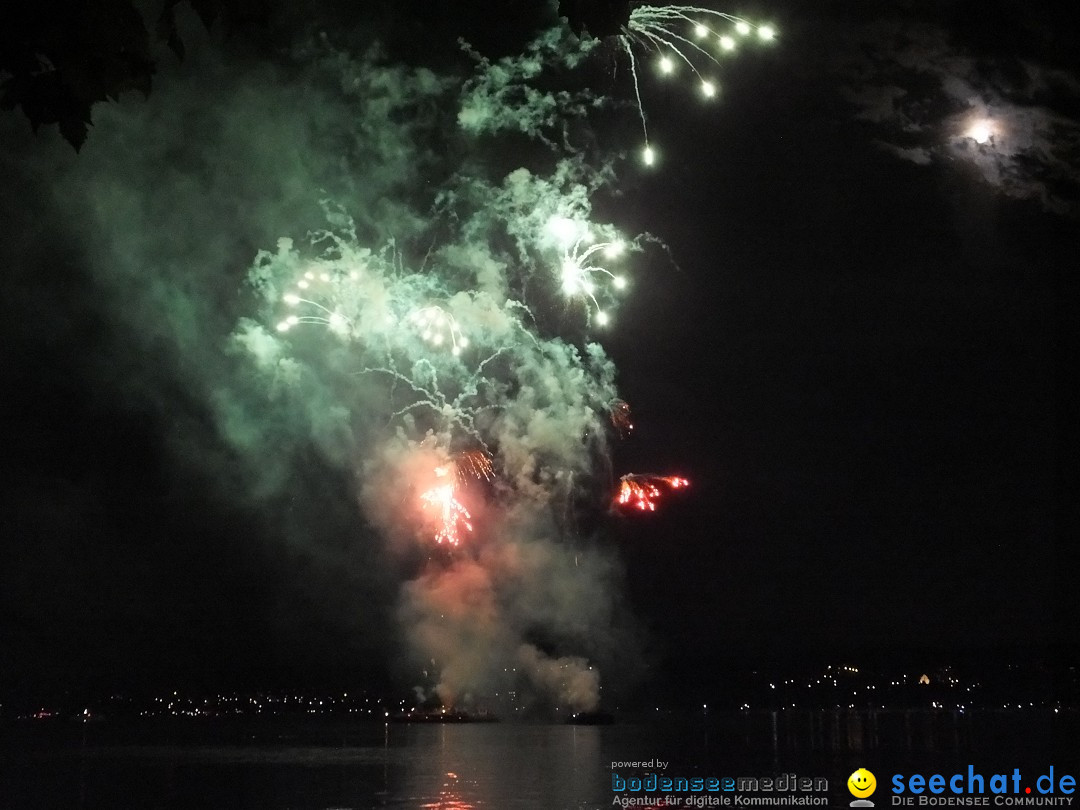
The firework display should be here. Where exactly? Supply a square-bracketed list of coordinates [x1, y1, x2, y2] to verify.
[235, 3, 766, 715]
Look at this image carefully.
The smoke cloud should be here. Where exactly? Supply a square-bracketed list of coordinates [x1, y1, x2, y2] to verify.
[1, 4, 647, 709]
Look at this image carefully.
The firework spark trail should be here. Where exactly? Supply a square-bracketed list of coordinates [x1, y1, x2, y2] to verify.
[609, 399, 633, 437]
[546, 216, 633, 325]
[453, 450, 495, 482]
[618, 5, 777, 163]
[625, 45, 651, 162]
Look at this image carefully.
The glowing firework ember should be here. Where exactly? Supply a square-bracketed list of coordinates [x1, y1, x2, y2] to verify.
[407, 306, 470, 355]
[420, 466, 474, 546]
[617, 5, 778, 164]
[270, 244, 477, 357]
[275, 265, 357, 337]
[615, 473, 690, 512]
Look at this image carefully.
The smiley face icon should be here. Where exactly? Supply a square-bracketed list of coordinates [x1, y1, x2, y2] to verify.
[848, 768, 877, 799]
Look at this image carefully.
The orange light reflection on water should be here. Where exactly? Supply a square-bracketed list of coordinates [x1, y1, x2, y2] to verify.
[418, 773, 475, 810]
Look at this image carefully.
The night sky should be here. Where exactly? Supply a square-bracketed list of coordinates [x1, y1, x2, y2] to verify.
[0, 0, 1076, 706]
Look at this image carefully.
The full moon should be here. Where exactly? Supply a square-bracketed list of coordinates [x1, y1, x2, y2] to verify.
[967, 119, 994, 144]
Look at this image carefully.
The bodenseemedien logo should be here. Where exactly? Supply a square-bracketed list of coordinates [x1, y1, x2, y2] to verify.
[848, 768, 878, 808]
[609, 769, 830, 807]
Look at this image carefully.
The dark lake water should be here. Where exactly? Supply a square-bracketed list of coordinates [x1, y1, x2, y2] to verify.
[1, 711, 1077, 809]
